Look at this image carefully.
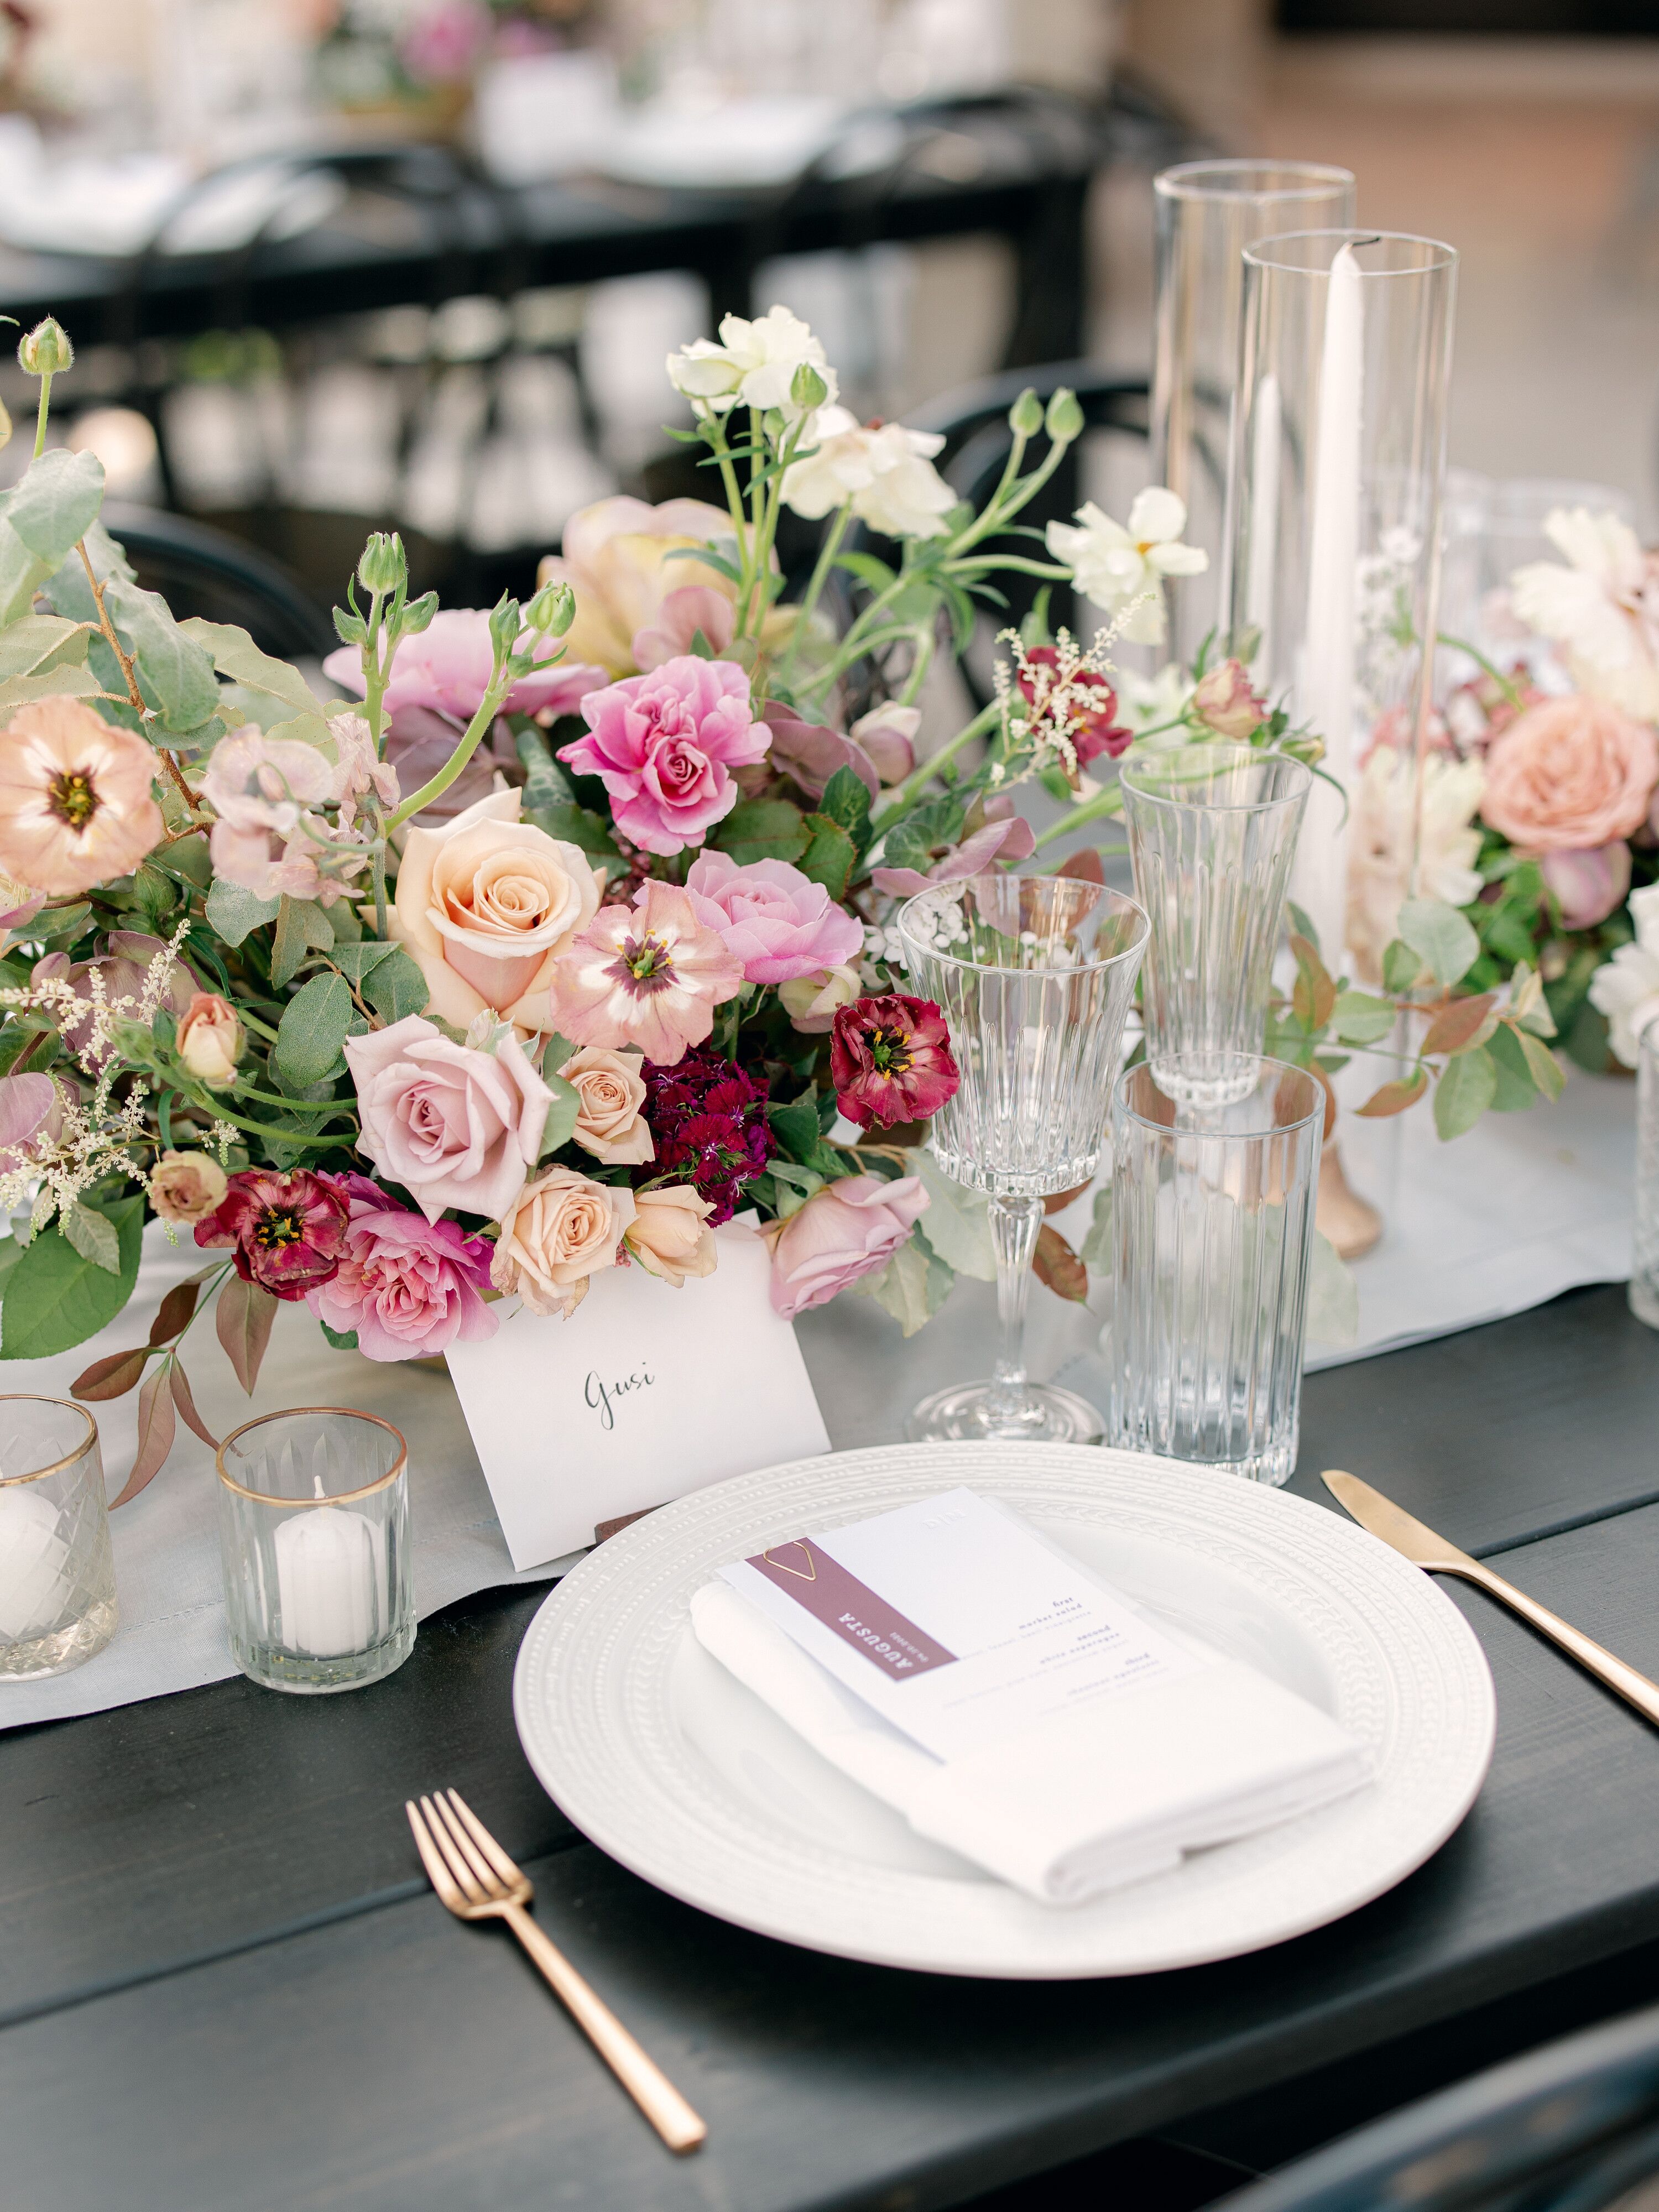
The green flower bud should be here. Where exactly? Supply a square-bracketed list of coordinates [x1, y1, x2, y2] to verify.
[790, 361, 829, 412]
[525, 578, 575, 637]
[357, 531, 407, 595]
[1008, 386, 1044, 438]
[488, 596, 521, 664]
[1045, 388, 1084, 445]
[18, 317, 72, 378]
[332, 604, 369, 647]
[399, 589, 439, 637]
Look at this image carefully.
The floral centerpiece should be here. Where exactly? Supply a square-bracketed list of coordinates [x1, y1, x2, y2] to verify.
[0, 305, 1551, 1496]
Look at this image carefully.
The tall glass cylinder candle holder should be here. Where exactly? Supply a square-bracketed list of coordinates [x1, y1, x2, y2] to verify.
[1120, 744, 1311, 1105]
[1151, 158, 1355, 669]
[898, 875, 1149, 1445]
[216, 1408, 414, 1694]
[1228, 230, 1457, 987]
[0, 1396, 116, 1681]
[1107, 1058, 1324, 1486]
[1632, 1020, 1659, 1331]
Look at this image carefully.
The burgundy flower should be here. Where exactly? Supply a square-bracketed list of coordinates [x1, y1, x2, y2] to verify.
[641, 1047, 774, 1223]
[196, 1168, 351, 1301]
[1017, 646, 1131, 765]
[830, 994, 959, 1129]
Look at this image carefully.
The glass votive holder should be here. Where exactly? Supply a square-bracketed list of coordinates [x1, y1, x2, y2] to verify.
[1106, 1056, 1324, 1486]
[0, 1395, 117, 1681]
[216, 1408, 414, 1694]
[1632, 1019, 1659, 1330]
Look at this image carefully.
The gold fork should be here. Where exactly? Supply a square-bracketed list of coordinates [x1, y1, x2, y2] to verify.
[405, 1788, 707, 2154]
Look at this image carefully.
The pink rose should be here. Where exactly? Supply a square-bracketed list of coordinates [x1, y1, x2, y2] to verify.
[1541, 841, 1632, 931]
[324, 607, 606, 724]
[1191, 658, 1268, 740]
[1480, 696, 1659, 852]
[307, 1176, 498, 1361]
[559, 656, 771, 855]
[761, 1172, 929, 1320]
[685, 851, 863, 984]
[345, 1013, 553, 1225]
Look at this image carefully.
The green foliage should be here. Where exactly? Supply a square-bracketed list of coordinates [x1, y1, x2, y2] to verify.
[59, 1201, 122, 1275]
[1485, 1020, 1542, 1112]
[180, 619, 322, 725]
[716, 797, 808, 865]
[1397, 898, 1480, 989]
[270, 898, 334, 990]
[1, 1197, 144, 1359]
[328, 941, 427, 1025]
[205, 877, 281, 947]
[912, 1153, 995, 1280]
[104, 578, 220, 732]
[818, 765, 873, 853]
[1381, 938, 1426, 994]
[1327, 990, 1396, 1047]
[857, 1229, 954, 1336]
[538, 1076, 580, 1159]
[1433, 1045, 1498, 1139]
[796, 812, 857, 900]
[272, 973, 354, 1088]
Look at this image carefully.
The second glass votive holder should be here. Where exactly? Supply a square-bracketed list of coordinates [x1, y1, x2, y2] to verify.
[1107, 1057, 1324, 1487]
[1631, 1018, 1659, 1331]
[1120, 745, 1311, 1107]
[0, 1395, 117, 1681]
[216, 1408, 414, 1693]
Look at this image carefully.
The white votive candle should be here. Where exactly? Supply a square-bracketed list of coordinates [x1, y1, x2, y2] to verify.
[0, 1485, 73, 1643]
[274, 1479, 385, 1659]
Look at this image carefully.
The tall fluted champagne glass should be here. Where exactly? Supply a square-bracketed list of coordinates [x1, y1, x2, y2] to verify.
[898, 875, 1148, 1444]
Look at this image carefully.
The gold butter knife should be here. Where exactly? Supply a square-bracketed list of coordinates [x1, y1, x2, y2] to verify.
[1322, 1469, 1659, 1730]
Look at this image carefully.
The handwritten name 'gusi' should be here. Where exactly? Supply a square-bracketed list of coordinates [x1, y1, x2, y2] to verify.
[585, 1367, 656, 1431]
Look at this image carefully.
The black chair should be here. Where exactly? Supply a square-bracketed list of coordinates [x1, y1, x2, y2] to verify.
[1210, 2000, 1659, 2212]
[100, 502, 336, 662]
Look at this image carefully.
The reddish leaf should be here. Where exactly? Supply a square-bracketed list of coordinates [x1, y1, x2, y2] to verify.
[110, 1363, 178, 1508]
[1033, 1223, 1088, 1303]
[1290, 934, 1337, 1030]
[148, 1279, 201, 1348]
[71, 1345, 152, 1402]
[216, 1272, 278, 1395]
[169, 1359, 218, 1449]
[1354, 1069, 1430, 1118]
[1056, 849, 1105, 886]
[1042, 1181, 1093, 1217]
[1421, 991, 1498, 1060]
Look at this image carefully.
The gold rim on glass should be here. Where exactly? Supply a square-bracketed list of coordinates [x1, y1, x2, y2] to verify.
[0, 1395, 98, 1488]
[215, 1406, 408, 1509]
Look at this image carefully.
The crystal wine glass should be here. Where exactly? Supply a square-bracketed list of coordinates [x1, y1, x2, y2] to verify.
[897, 874, 1148, 1443]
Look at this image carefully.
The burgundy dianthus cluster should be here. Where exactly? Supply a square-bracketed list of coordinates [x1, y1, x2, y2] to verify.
[642, 1047, 774, 1224]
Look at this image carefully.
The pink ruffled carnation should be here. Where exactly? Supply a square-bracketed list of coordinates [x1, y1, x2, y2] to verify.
[307, 1175, 498, 1361]
[557, 655, 770, 856]
[685, 851, 863, 984]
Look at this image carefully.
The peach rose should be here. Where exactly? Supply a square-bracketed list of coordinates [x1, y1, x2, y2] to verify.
[1480, 696, 1659, 852]
[489, 1165, 635, 1318]
[624, 1185, 716, 1285]
[149, 1149, 229, 1225]
[177, 992, 242, 1086]
[563, 1046, 653, 1165]
[390, 788, 605, 1034]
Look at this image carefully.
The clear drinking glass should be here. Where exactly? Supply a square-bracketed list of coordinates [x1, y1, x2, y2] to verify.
[0, 1396, 117, 1681]
[1632, 1020, 1659, 1331]
[1107, 1057, 1324, 1486]
[898, 874, 1149, 1444]
[1151, 158, 1356, 668]
[1120, 745, 1311, 1107]
[1227, 229, 1457, 982]
[216, 1408, 414, 1694]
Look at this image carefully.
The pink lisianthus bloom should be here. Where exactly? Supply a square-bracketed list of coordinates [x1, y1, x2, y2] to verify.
[345, 1013, 553, 1225]
[307, 1174, 498, 1361]
[546, 879, 744, 1065]
[685, 851, 863, 984]
[322, 607, 606, 725]
[762, 1173, 929, 1319]
[558, 656, 771, 856]
[1541, 841, 1632, 931]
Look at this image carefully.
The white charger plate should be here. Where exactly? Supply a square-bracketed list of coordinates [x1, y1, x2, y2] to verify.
[513, 1443, 1495, 1979]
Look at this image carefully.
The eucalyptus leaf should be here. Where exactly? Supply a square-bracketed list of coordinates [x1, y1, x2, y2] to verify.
[1327, 990, 1397, 1047]
[104, 578, 220, 732]
[1078, 1185, 1114, 1269]
[1306, 1230, 1359, 1348]
[205, 877, 280, 947]
[6, 448, 106, 566]
[914, 1152, 996, 1280]
[270, 898, 333, 990]
[538, 1074, 580, 1159]
[1397, 898, 1480, 989]
[178, 619, 322, 720]
[1433, 1044, 1497, 1140]
[1, 1196, 143, 1359]
[272, 972, 354, 1089]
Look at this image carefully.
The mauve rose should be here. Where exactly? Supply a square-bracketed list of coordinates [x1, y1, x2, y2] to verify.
[1480, 695, 1659, 851]
[1541, 841, 1632, 930]
[685, 851, 863, 985]
[148, 1149, 227, 1225]
[763, 1173, 929, 1319]
[559, 656, 771, 856]
[346, 1014, 552, 1225]
[323, 606, 604, 724]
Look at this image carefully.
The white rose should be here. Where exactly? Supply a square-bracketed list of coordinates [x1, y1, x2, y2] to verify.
[782, 409, 953, 540]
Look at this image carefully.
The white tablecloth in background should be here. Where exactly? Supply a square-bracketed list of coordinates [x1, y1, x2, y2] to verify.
[0, 1068, 1637, 1733]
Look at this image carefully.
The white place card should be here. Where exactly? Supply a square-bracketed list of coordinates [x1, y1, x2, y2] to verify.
[445, 1217, 831, 1571]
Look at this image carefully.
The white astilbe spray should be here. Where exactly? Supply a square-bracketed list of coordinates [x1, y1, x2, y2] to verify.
[0, 922, 192, 1224]
[993, 619, 1135, 786]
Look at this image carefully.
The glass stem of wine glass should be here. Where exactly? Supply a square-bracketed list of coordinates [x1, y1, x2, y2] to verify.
[986, 1194, 1045, 1426]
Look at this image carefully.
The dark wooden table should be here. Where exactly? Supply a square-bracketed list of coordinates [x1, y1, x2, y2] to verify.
[4, 1281, 1659, 2212]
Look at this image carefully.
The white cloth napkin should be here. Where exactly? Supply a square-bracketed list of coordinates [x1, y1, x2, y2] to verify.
[691, 1580, 1370, 1906]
